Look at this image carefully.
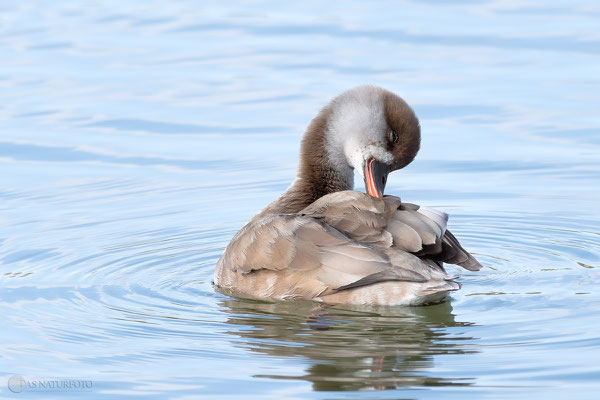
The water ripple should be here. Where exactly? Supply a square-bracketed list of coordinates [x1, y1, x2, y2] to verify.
[2, 1, 600, 398]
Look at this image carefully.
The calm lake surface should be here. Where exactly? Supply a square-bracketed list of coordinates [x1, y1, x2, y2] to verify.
[2, 1, 599, 398]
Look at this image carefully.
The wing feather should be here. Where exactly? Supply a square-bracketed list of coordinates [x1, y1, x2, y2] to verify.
[214, 191, 482, 302]
[391, 210, 438, 245]
[386, 219, 423, 252]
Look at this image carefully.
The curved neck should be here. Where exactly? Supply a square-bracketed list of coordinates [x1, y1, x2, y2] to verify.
[256, 106, 353, 217]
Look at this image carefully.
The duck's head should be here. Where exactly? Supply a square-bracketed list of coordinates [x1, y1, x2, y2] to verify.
[301, 86, 421, 198]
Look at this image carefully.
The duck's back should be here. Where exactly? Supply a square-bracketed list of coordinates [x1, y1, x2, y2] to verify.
[214, 191, 481, 306]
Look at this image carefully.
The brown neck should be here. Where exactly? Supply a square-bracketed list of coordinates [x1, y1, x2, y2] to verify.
[255, 105, 353, 218]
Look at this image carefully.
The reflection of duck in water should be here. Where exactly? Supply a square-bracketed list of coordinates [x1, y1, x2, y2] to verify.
[215, 86, 481, 305]
[219, 298, 476, 391]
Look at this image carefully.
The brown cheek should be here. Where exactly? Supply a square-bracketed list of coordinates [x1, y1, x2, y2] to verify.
[394, 149, 405, 168]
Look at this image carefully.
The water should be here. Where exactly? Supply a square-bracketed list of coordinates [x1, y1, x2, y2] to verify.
[1, 1, 599, 398]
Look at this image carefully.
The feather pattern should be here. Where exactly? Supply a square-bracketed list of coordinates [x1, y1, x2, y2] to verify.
[214, 191, 482, 305]
[213, 85, 482, 306]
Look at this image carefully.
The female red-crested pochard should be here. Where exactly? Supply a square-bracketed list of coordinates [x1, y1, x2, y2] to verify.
[214, 86, 481, 306]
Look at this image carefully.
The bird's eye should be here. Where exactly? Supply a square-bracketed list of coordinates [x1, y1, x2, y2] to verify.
[390, 130, 398, 144]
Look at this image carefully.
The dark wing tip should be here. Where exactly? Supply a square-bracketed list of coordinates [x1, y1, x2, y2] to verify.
[458, 255, 483, 271]
[414, 229, 483, 272]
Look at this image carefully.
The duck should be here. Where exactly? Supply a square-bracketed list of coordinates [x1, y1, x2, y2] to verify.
[214, 85, 481, 306]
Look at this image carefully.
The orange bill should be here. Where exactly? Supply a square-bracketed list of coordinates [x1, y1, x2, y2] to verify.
[363, 158, 390, 199]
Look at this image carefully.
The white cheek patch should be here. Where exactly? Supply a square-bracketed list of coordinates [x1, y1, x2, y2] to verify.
[325, 86, 393, 176]
[347, 145, 393, 178]
[363, 145, 394, 164]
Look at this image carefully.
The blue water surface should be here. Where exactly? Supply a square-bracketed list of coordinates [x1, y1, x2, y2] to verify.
[1, 1, 599, 399]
